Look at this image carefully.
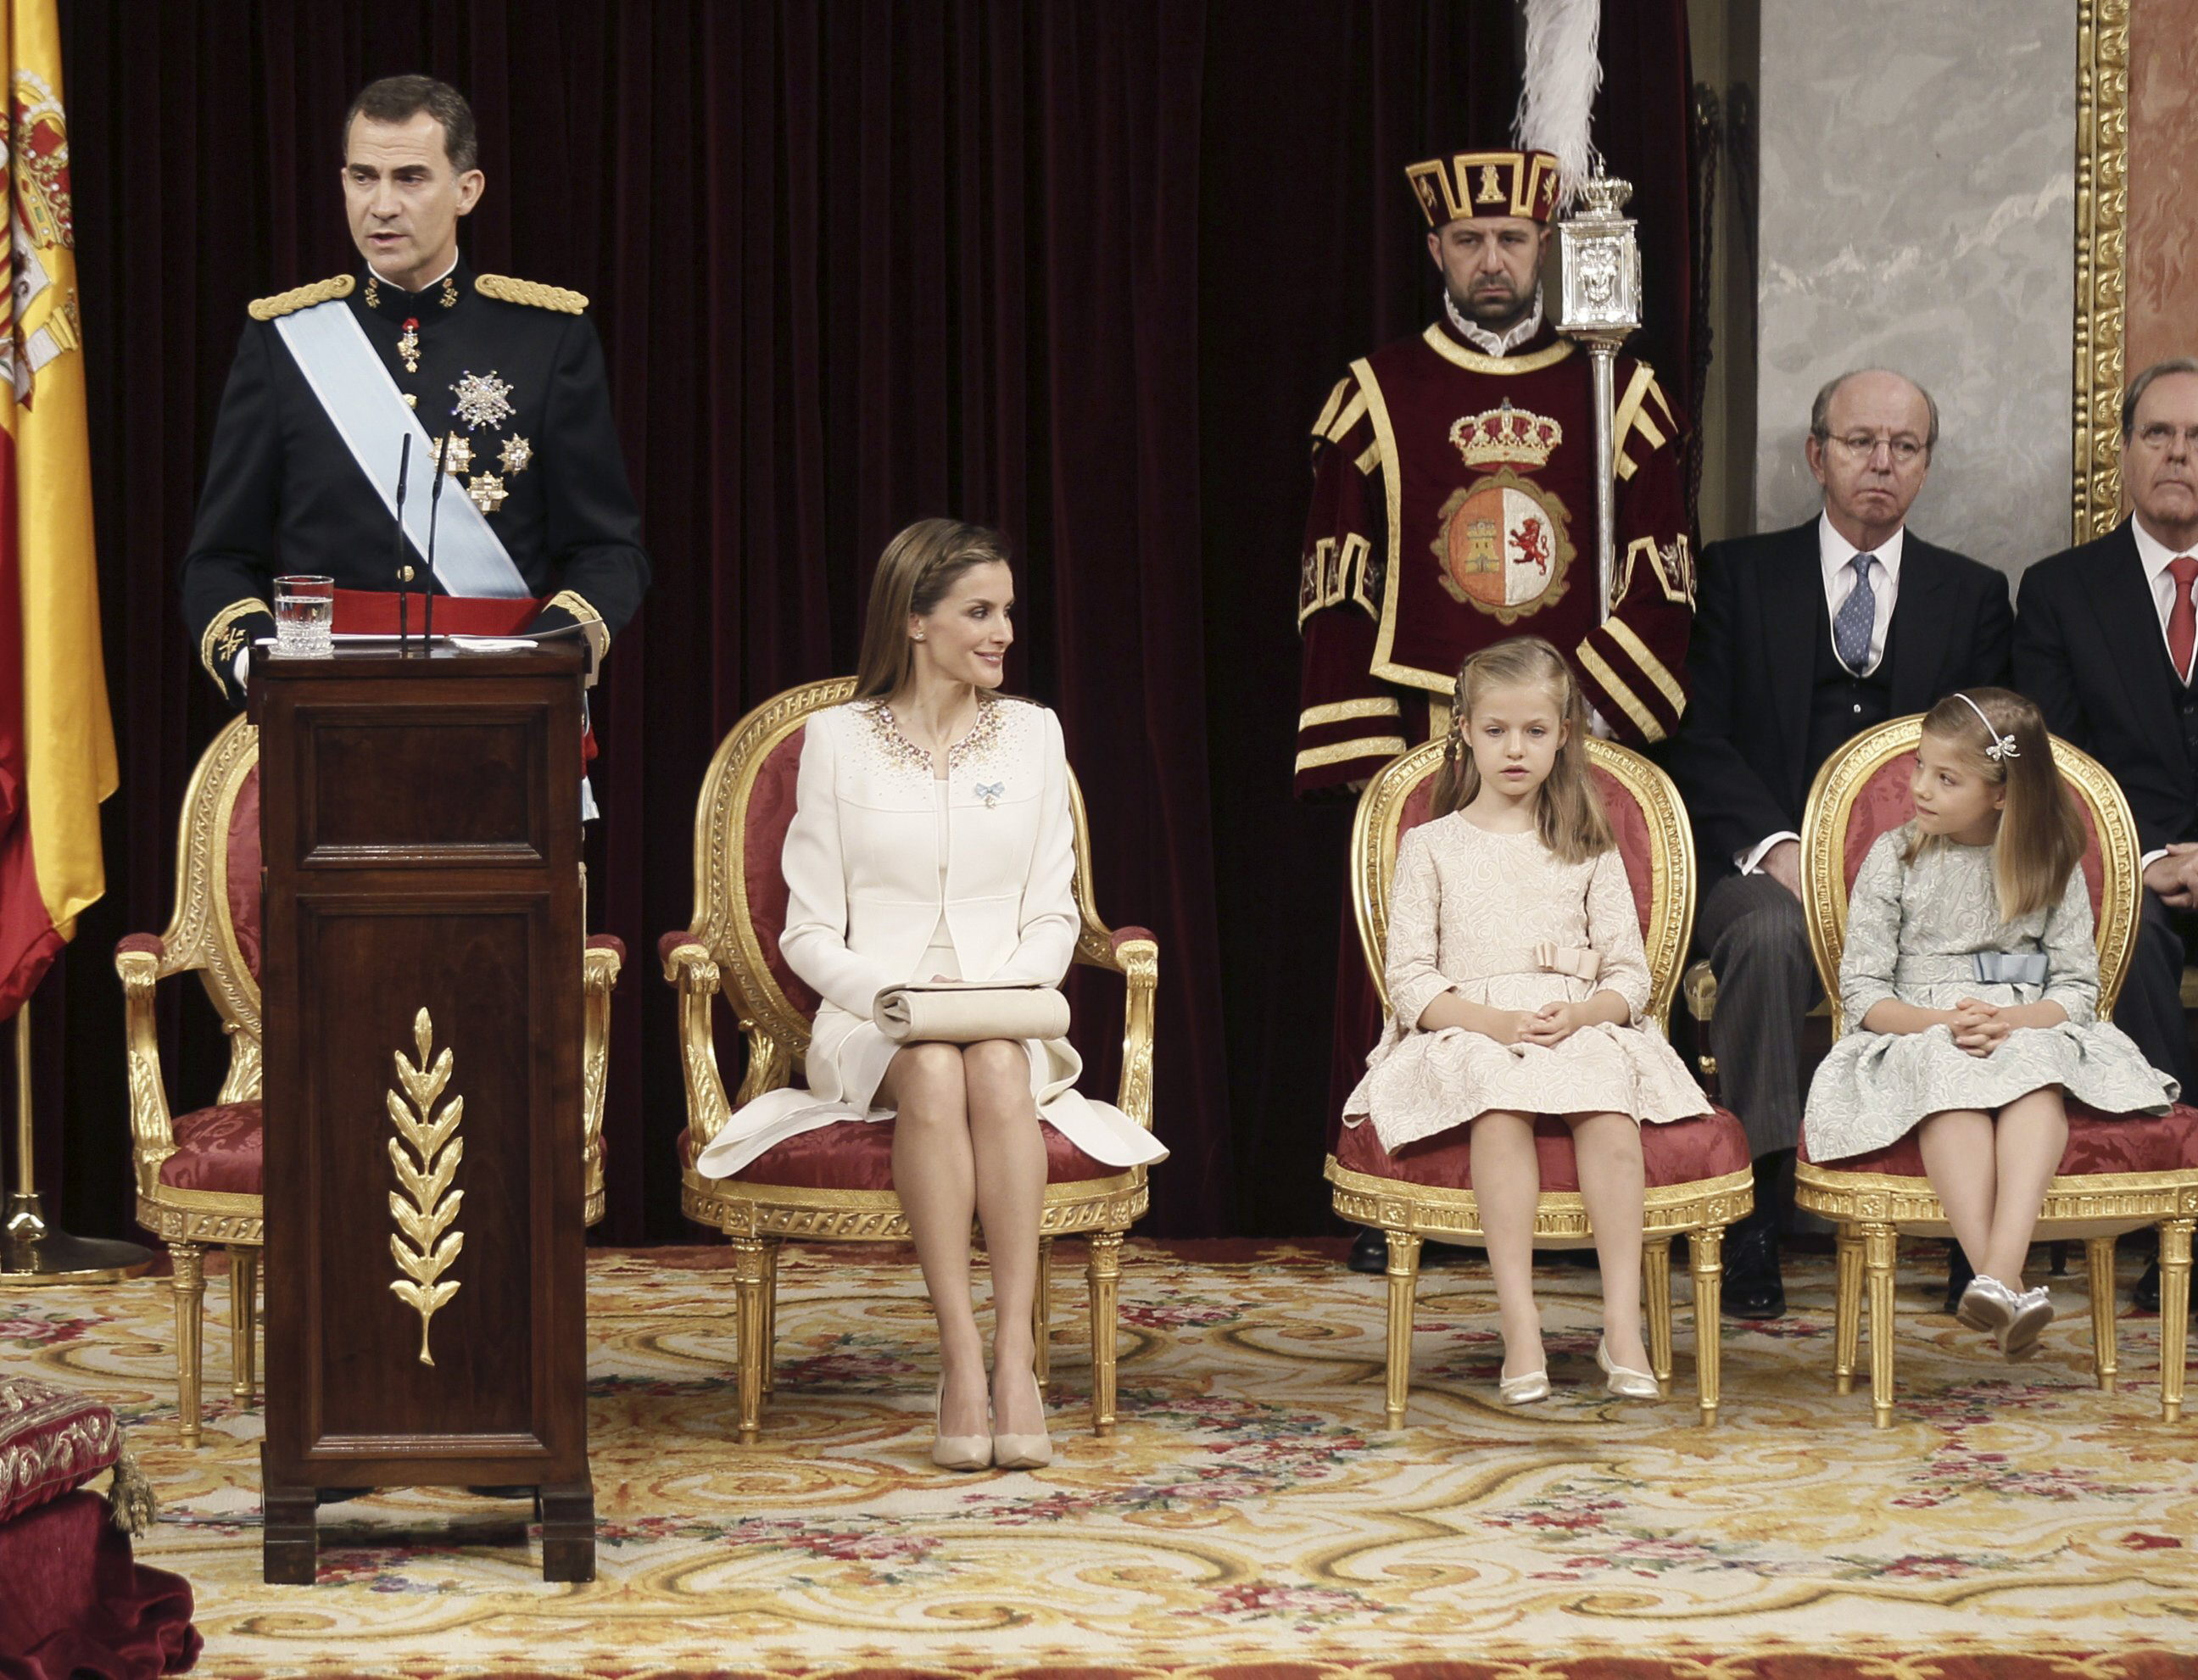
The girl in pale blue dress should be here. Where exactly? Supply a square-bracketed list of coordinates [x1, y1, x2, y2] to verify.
[1804, 690, 2175, 1358]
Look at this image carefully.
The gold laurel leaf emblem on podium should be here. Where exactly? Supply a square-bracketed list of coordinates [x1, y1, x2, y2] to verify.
[388, 1008, 465, 1365]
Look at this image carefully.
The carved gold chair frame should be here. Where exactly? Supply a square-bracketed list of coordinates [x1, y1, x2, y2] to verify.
[117, 715, 622, 1445]
[666, 677, 1159, 1445]
[1324, 738, 1751, 1428]
[1793, 715, 2195, 1426]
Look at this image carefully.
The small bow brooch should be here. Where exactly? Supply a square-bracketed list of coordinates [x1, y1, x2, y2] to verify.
[975, 781, 1005, 809]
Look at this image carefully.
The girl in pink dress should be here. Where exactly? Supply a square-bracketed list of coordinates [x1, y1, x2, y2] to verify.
[1343, 638, 1710, 1404]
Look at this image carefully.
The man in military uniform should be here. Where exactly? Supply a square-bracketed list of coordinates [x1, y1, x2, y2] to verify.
[1297, 148, 1693, 1272]
[182, 75, 648, 704]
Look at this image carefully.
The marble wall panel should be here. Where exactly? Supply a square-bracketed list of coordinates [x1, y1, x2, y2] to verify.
[2128, 0, 2198, 382]
[1754, 1, 2075, 572]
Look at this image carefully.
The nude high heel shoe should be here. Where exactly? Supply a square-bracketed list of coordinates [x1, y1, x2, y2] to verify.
[931, 1379, 992, 1472]
[990, 1365, 1052, 1471]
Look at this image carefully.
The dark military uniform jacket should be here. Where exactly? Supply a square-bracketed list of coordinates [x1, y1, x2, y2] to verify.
[181, 256, 650, 704]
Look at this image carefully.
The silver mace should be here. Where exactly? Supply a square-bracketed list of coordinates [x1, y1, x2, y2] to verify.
[1550, 176, 1643, 626]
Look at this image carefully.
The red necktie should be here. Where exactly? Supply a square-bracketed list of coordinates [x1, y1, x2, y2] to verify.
[2172, 555, 2198, 684]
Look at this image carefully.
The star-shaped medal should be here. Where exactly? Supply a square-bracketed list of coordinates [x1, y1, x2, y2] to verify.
[438, 433, 474, 477]
[466, 472, 509, 515]
[450, 369, 516, 432]
[499, 434, 533, 476]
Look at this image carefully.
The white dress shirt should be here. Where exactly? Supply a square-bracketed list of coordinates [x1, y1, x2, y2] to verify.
[1737, 514, 1908, 875]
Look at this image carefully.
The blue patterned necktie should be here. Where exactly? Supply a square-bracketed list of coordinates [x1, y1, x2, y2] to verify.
[1833, 553, 1877, 672]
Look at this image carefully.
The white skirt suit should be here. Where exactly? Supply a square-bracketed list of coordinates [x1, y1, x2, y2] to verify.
[694, 695, 1166, 1178]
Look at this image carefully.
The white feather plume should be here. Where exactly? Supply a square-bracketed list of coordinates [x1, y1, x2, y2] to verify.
[1512, 0, 1604, 212]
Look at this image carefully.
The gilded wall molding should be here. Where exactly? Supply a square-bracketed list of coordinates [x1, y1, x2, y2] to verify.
[2074, 0, 2130, 540]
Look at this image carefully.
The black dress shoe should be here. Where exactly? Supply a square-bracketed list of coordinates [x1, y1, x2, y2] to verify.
[2135, 1258, 2162, 1314]
[1721, 1221, 1785, 1320]
[1940, 1242, 1976, 1314]
[1347, 1227, 1389, 1274]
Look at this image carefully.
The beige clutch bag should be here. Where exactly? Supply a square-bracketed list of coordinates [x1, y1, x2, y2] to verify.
[872, 980, 1071, 1044]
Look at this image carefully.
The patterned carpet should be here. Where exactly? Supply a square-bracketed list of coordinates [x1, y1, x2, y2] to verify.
[6, 1238, 2196, 1677]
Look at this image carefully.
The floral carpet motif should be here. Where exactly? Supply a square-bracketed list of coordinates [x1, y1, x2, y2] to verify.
[7, 1240, 2196, 1677]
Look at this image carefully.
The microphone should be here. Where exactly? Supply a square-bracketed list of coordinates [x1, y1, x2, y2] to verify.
[392, 433, 414, 653]
[424, 432, 449, 645]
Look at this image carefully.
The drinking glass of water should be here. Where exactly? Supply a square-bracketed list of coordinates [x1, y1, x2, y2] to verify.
[273, 575, 335, 657]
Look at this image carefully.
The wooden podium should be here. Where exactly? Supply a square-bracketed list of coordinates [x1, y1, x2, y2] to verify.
[250, 644, 593, 1584]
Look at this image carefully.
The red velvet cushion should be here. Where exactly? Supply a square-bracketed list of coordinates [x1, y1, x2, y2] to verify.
[0, 1488, 201, 1679]
[227, 763, 261, 980]
[155, 1102, 263, 1196]
[1841, 751, 2106, 920]
[1397, 767, 1654, 937]
[0, 1378, 122, 1526]
[741, 727, 823, 1019]
[679, 1119, 1118, 1191]
[1335, 1106, 1749, 1192]
[1805, 1102, 2198, 1177]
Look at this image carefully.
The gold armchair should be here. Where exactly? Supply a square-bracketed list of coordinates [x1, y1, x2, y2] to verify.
[118, 716, 624, 1445]
[1325, 738, 1753, 1427]
[1794, 716, 2198, 1426]
[664, 678, 1158, 1444]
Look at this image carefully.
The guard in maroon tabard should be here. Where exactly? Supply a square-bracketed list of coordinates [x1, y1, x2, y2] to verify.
[1296, 147, 1694, 1271]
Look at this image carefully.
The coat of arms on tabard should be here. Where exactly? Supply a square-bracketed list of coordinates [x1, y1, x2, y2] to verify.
[1431, 466, 1575, 623]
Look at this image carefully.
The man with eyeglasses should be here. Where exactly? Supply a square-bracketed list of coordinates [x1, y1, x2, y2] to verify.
[2017, 356, 2198, 1314]
[1663, 367, 2011, 1317]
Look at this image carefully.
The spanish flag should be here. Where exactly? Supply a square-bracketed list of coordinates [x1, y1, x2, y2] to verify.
[0, 0, 115, 1019]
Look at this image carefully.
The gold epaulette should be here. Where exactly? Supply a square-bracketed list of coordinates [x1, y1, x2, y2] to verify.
[475, 273, 589, 314]
[247, 274, 355, 321]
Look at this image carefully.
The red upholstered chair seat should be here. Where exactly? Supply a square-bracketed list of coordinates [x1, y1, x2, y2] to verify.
[153, 1102, 263, 1196]
[1335, 1106, 1749, 1192]
[681, 1119, 1115, 1192]
[1804, 1102, 2198, 1178]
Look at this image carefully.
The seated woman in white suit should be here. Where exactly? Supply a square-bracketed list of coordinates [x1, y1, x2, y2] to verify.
[695, 518, 1165, 1471]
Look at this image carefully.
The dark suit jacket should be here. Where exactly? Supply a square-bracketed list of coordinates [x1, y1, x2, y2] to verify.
[2015, 520, 2194, 856]
[1660, 518, 2013, 882]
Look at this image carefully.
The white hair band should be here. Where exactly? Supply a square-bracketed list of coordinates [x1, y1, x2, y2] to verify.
[1953, 692, 2018, 762]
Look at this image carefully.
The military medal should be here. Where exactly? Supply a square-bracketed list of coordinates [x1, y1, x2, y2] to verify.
[440, 274, 459, 308]
[398, 315, 421, 373]
[440, 433, 474, 477]
[466, 472, 508, 515]
[450, 369, 516, 432]
[499, 435, 533, 476]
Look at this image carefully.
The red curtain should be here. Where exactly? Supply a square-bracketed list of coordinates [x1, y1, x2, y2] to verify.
[46, 0, 1691, 1242]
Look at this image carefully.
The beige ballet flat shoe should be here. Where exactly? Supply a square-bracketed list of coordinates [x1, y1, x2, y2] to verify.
[990, 1365, 1052, 1471]
[931, 1379, 992, 1472]
[1596, 1338, 1660, 1400]
[1498, 1368, 1551, 1405]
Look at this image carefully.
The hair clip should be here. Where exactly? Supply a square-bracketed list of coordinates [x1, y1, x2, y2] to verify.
[1953, 691, 2018, 761]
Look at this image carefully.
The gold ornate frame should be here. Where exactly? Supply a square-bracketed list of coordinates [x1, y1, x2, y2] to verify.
[1794, 712, 2193, 1426]
[1327, 737, 1749, 1428]
[2074, 0, 2130, 541]
[666, 678, 1160, 1442]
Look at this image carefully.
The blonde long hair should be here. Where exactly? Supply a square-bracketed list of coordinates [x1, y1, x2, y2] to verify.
[1429, 636, 1612, 864]
[852, 519, 1013, 700]
[1905, 687, 2084, 920]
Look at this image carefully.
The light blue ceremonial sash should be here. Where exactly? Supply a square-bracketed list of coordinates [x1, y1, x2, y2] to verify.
[274, 299, 532, 600]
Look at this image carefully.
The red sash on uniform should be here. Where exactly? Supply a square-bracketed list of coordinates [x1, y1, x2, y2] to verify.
[331, 588, 542, 636]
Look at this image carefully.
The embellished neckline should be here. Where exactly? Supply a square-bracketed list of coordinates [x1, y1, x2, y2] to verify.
[860, 695, 1004, 775]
